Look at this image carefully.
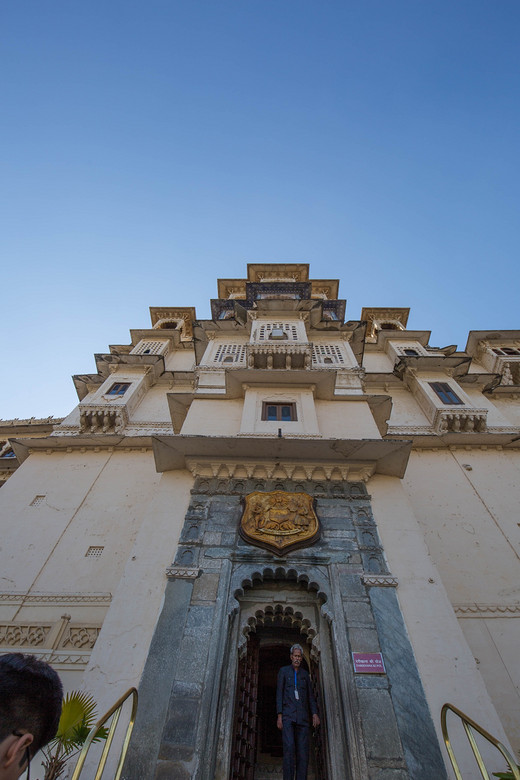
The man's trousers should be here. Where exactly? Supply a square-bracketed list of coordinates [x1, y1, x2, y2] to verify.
[281, 719, 310, 780]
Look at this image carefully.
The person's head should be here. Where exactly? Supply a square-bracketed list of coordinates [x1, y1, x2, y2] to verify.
[0, 654, 63, 780]
[290, 644, 304, 669]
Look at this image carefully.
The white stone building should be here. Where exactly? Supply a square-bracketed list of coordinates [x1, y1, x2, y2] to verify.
[0, 263, 519, 779]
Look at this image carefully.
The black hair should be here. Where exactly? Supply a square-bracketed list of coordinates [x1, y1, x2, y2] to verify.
[0, 653, 63, 756]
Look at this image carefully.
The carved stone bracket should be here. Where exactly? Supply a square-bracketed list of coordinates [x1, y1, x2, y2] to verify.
[362, 575, 399, 588]
[165, 567, 200, 580]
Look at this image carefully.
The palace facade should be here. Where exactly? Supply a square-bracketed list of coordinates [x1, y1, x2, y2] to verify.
[1, 263, 519, 779]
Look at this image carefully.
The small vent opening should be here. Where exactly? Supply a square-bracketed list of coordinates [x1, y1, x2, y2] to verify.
[85, 546, 104, 558]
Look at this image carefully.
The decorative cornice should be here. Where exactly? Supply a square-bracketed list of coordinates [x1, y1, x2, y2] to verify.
[124, 423, 174, 436]
[52, 422, 174, 437]
[0, 649, 93, 667]
[235, 433, 323, 439]
[0, 416, 62, 427]
[185, 457, 376, 483]
[0, 592, 112, 605]
[362, 575, 399, 588]
[454, 603, 520, 618]
[165, 567, 200, 580]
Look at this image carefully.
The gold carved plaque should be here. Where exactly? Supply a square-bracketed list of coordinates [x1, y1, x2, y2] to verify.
[240, 491, 320, 556]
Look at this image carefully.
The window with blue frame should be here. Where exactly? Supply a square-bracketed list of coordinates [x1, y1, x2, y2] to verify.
[261, 402, 297, 421]
[429, 382, 463, 405]
[106, 382, 131, 397]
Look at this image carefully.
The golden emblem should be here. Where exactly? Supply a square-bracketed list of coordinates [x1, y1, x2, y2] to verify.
[240, 491, 320, 556]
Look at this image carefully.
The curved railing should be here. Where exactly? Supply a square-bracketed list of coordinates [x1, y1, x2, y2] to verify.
[70, 687, 138, 780]
[441, 702, 520, 780]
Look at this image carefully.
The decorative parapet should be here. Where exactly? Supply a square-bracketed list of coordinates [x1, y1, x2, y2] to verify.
[246, 342, 312, 370]
[361, 308, 410, 342]
[79, 404, 128, 434]
[165, 566, 200, 580]
[150, 307, 196, 340]
[476, 341, 520, 386]
[362, 574, 399, 588]
[0, 618, 100, 650]
[0, 624, 51, 646]
[433, 408, 487, 434]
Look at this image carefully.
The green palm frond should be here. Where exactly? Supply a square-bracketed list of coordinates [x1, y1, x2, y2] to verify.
[51, 691, 100, 751]
[42, 690, 109, 779]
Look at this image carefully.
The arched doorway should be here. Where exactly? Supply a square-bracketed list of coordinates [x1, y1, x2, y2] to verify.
[229, 596, 327, 780]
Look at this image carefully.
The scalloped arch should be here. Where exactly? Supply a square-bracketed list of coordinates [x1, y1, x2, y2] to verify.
[230, 563, 330, 609]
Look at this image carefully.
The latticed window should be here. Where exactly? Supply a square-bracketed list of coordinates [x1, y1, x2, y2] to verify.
[257, 323, 299, 341]
[492, 347, 520, 356]
[214, 344, 247, 364]
[131, 340, 169, 356]
[312, 344, 345, 365]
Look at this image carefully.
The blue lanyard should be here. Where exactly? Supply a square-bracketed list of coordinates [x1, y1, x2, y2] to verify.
[294, 669, 298, 691]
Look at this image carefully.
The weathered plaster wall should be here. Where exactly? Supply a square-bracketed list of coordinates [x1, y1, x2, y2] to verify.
[181, 399, 244, 435]
[402, 450, 520, 603]
[371, 465, 520, 767]
[489, 396, 520, 427]
[129, 385, 171, 422]
[363, 352, 394, 372]
[82, 468, 192, 710]
[164, 350, 195, 372]
[315, 400, 381, 438]
[385, 388, 430, 427]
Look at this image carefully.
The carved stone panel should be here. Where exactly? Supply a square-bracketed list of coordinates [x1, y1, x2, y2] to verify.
[240, 490, 320, 556]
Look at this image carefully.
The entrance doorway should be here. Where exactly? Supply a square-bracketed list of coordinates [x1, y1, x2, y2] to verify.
[230, 627, 326, 780]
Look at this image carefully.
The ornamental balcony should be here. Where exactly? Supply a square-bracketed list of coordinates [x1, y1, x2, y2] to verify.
[79, 405, 128, 434]
[246, 342, 312, 370]
[433, 408, 487, 434]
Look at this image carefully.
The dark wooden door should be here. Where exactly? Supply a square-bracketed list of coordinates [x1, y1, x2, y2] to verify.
[311, 658, 328, 780]
[230, 636, 260, 780]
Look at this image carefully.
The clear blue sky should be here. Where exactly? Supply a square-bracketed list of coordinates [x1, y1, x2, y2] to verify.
[2, 1, 519, 420]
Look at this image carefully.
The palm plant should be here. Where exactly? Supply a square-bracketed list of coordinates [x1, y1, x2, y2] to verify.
[492, 767, 520, 779]
[40, 691, 108, 780]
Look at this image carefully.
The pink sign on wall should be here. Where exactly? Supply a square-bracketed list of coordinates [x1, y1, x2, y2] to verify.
[352, 652, 386, 674]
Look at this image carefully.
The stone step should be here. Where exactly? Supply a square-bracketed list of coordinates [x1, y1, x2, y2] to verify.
[254, 763, 316, 780]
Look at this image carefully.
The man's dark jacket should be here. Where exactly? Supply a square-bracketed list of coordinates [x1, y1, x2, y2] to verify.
[276, 665, 318, 725]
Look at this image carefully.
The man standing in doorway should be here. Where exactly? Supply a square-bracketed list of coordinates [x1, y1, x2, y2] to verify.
[276, 644, 320, 780]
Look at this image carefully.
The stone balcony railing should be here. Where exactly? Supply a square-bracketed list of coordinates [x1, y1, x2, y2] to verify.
[246, 342, 313, 370]
[433, 408, 488, 434]
[79, 404, 128, 434]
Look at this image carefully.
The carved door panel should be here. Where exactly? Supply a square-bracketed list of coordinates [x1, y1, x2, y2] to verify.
[230, 636, 260, 780]
[311, 658, 328, 780]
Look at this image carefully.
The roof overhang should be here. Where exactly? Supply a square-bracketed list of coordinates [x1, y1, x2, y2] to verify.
[152, 435, 412, 479]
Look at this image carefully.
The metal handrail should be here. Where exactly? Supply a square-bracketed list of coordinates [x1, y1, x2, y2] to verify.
[70, 687, 138, 780]
[441, 702, 520, 780]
